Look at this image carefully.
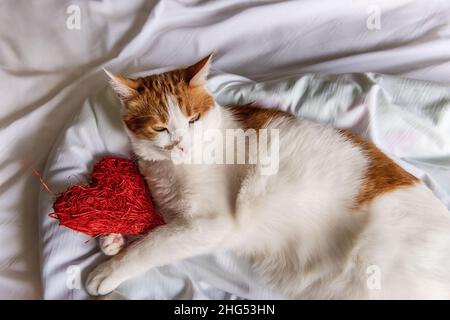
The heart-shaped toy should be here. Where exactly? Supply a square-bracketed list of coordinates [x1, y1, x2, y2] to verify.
[50, 156, 164, 237]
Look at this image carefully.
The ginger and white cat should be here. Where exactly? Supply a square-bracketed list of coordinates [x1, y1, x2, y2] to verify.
[86, 55, 450, 299]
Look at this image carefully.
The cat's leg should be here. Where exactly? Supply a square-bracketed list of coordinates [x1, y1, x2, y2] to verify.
[98, 234, 126, 256]
[85, 215, 234, 296]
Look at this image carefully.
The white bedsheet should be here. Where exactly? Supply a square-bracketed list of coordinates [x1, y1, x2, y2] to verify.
[1, 0, 450, 299]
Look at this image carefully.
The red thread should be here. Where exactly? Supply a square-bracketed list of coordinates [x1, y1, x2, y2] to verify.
[20, 160, 55, 195]
[49, 157, 165, 236]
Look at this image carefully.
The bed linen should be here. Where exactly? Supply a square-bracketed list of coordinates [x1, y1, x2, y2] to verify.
[1, 0, 450, 299]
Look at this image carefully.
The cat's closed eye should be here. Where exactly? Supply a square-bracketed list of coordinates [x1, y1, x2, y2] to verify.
[189, 114, 200, 124]
[153, 126, 168, 133]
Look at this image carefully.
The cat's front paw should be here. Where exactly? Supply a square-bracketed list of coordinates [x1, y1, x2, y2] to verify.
[99, 233, 125, 256]
[85, 260, 125, 296]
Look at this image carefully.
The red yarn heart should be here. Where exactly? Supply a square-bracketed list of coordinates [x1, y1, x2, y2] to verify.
[50, 156, 164, 236]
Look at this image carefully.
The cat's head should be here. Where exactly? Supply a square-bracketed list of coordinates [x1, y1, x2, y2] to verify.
[106, 55, 220, 162]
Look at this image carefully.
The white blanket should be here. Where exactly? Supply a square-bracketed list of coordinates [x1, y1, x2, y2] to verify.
[1, 0, 450, 299]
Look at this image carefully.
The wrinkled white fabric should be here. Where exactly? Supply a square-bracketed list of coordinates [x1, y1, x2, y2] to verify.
[1, 0, 450, 299]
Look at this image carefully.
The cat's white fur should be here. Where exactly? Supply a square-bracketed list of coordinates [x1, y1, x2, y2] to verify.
[88, 70, 450, 299]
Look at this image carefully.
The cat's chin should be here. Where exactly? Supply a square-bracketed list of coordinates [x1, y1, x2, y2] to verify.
[169, 150, 192, 165]
[129, 136, 168, 162]
[136, 150, 193, 166]
[140, 149, 171, 162]
[143, 153, 169, 162]
[133, 143, 170, 162]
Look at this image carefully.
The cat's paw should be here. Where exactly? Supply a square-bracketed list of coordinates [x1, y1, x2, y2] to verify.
[99, 233, 125, 256]
[85, 260, 124, 296]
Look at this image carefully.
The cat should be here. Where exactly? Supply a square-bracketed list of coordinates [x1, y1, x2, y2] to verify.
[86, 55, 450, 299]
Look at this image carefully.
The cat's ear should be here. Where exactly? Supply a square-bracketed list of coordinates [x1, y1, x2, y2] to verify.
[185, 53, 213, 87]
[104, 68, 139, 99]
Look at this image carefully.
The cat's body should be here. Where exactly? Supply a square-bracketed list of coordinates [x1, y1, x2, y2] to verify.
[87, 56, 450, 299]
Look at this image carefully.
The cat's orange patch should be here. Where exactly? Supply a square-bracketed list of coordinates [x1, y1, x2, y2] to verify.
[227, 103, 294, 129]
[340, 130, 418, 209]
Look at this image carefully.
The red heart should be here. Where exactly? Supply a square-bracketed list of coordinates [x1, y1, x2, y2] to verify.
[50, 156, 164, 236]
